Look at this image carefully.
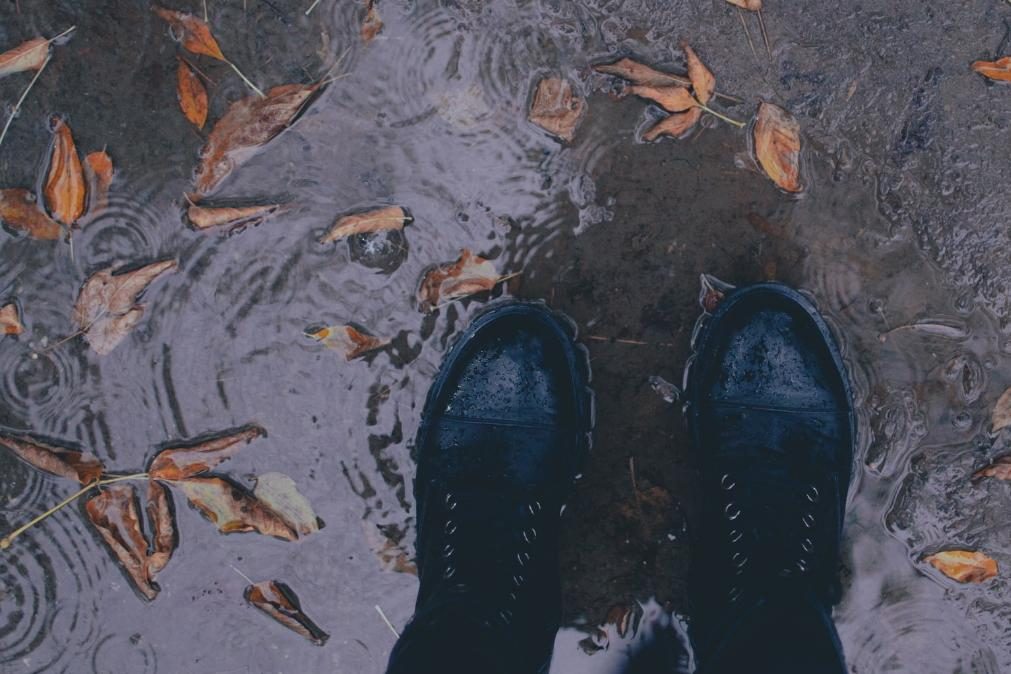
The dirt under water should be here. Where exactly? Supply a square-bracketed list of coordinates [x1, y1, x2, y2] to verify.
[1, 1, 1010, 672]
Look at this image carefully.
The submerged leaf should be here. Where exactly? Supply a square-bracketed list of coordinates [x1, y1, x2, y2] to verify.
[84, 151, 114, 215]
[973, 454, 1011, 482]
[177, 58, 208, 129]
[194, 82, 322, 194]
[991, 388, 1011, 433]
[73, 259, 178, 355]
[528, 77, 585, 142]
[145, 480, 177, 579]
[320, 206, 411, 243]
[252, 472, 322, 537]
[642, 108, 701, 141]
[44, 118, 86, 226]
[683, 43, 715, 105]
[924, 550, 998, 583]
[593, 58, 690, 87]
[152, 6, 225, 60]
[177, 476, 299, 540]
[724, 0, 762, 10]
[0, 37, 49, 78]
[0, 188, 62, 240]
[361, 521, 417, 575]
[149, 425, 266, 481]
[361, 0, 383, 43]
[186, 202, 281, 230]
[85, 484, 158, 600]
[0, 431, 104, 484]
[417, 249, 500, 312]
[971, 56, 1011, 82]
[627, 85, 696, 113]
[245, 580, 330, 646]
[1, 303, 23, 335]
[305, 324, 389, 360]
[753, 101, 802, 193]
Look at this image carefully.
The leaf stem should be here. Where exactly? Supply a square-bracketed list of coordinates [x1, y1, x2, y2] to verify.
[0, 54, 51, 151]
[45, 26, 77, 45]
[227, 59, 265, 98]
[694, 99, 746, 128]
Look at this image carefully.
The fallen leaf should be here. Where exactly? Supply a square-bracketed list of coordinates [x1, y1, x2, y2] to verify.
[149, 425, 266, 481]
[683, 43, 715, 104]
[361, 0, 383, 43]
[177, 476, 299, 541]
[44, 117, 86, 226]
[145, 480, 177, 579]
[627, 85, 696, 113]
[1, 303, 23, 335]
[85, 484, 158, 600]
[699, 273, 735, 313]
[360, 521, 417, 575]
[528, 77, 585, 142]
[0, 431, 104, 484]
[194, 82, 322, 194]
[84, 151, 113, 215]
[604, 604, 635, 638]
[0, 37, 49, 78]
[176, 58, 208, 129]
[416, 249, 500, 312]
[593, 58, 690, 87]
[186, 202, 281, 230]
[305, 324, 389, 360]
[152, 6, 225, 60]
[924, 550, 998, 583]
[753, 101, 802, 193]
[72, 259, 178, 355]
[973, 454, 1011, 482]
[252, 472, 322, 537]
[642, 108, 701, 141]
[0, 188, 63, 240]
[992, 388, 1011, 433]
[971, 56, 1011, 82]
[245, 580, 330, 646]
[319, 206, 411, 243]
[724, 0, 762, 10]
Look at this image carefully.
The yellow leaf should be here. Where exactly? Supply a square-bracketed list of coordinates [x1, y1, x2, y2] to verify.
[0, 37, 48, 78]
[627, 85, 696, 113]
[305, 324, 389, 360]
[753, 101, 802, 193]
[924, 550, 998, 583]
[320, 206, 411, 242]
[176, 58, 208, 129]
[971, 56, 1011, 82]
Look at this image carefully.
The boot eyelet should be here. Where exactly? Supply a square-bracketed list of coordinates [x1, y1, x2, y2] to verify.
[802, 513, 816, 528]
[801, 538, 814, 553]
[443, 565, 457, 579]
[442, 543, 455, 558]
[720, 474, 736, 491]
[444, 520, 458, 535]
[512, 573, 525, 588]
[728, 529, 743, 544]
[796, 559, 809, 573]
[724, 502, 741, 521]
[499, 609, 513, 625]
[806, 486, 819, 503]
[444, 492, 458, 510]
[732, 552, 748, 568]
[516, 551, 531, 566]
[528, 501, 543, 516]
[728, 586, 742, 602]
[522, 528, 538, 544]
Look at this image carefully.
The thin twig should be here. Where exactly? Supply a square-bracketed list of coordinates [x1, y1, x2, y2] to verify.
[0, 54, 52, 151]
[757, 9, 772, 60]
[45, 26, 78, 45]
[586, 335, 677, 348]
[203, 0, 209, 21]
[375, 605, 400, 637]
[230, 564, 256, 585]
[737, 8, 758, 62]
[694, 99, 746, 128]
[227, 60, 266, 98]
[305, 0, 322, 15]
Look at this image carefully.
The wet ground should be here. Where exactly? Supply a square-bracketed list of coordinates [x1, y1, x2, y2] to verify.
[1, 1, 1010, 672]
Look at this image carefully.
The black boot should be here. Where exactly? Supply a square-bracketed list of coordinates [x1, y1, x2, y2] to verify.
[686, 283, 854, 673]
[387, 303, 593, 674]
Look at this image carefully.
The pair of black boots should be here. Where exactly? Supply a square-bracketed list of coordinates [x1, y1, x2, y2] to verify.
[387, 283, 854, 674]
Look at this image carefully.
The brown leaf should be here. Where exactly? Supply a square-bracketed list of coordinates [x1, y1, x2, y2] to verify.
[0, 188, 63, 240]
[973, 454, 1011, 482]
[85, 484, 159, 601]
[145, 480, 177, 579]
[305, 324, 389, 360]
[683, 43, 715, 105]
[0, 431, 104, 484]
[44, 118, 86, 226]
[991, 388, 1011, 433]
[176, 476, 299, 541]
[252, 473, 322, 537]
[528, 77, 585, 142]
[971, 56, 1011, 82]
[84, 151, 114, 215]
[753, 101, 802, 193]
[1, 303, 23, 335]
[149, 425, 265, 481]
[194, 82, 322, 194]
[924, 550, 998, 583]
[319, 206, 411, 243]
[594, 58, 690, 87]
[152, 6, 225, 60]
[361, 0, 383, 43]
[360, 521, 417, 575]
[0, 37, 49, 78]
[73, 259, 178, 355]
[416, 249, 500, 313]
[244, 580, 330, 646]
[186, 202, 281, 230]
[176, 58, 208, 129]
[724, 0, 762, 10]
[642, 108, 701, 141]
[627, 85, 696, 113]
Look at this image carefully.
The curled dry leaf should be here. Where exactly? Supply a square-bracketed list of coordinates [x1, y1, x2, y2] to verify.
[683, 44, 715, 105]
[724, 0, 762, 10]
[972, 454, 1011, 482]
[145, 480, 177, 579]
[149, 425, 265, 481]
[252, 472, 322, 537]
[0, 188, 63, 240]
[699, 273, 735, 313]
[44, 118, 86, 226]
[528, 77, 585, 142]
[0, 37, 49, 78]
[194, 83, 322, 194]
[971, 56, 1011, 82]
[73, 259, 178, 355]
[320, 206, 410, 243]
[361, 521, 417, 575]
[992, 388, 1011, 433]
[84, 151, 113, 215]
[1, 303, 24, 335]
[152, 6, 225, 60]
[177, 476, 299, 541]
[0, 431, 104, 484]
[177, 59, 208, 129]
[85, 484, 159, 600]
[627, 85, 696, 113]
[593, 58, 690, 87]
[753, 102, 802, 193]
[417, 249, 500, 313]
[643, 108, 701, 141]
[924, 550, 998, 583]
[361, 0, 383, 43]
[305, 324, 389, 360]
[186, 202, 281, 231]
[245, 580, 330, 646]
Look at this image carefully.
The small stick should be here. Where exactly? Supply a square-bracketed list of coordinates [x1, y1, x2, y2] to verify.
[693, 99, 746, 128]
[757, 9, 772, 60]
[375, 605, 400, 638]
[227, 60, 266, 98]
[0, 54, 51, 150]
[203, 0, 208, 21]
[737, 8, 758, 62]
[230, 564, 256, 585]
[305, 0, 322, 15]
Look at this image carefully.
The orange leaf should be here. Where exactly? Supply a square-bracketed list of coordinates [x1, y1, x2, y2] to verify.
[320, 205, 411, 242]
[593, 58, 691, 88]
[84, 150, 114, 215]
[0, 37, 49, 78]
[245, 580, 330, 645]
[361, 0, 383, 43]
[417, 249, 500, 313]
[991, 387, 1011, 432]
[145, 480, 177, 579]
[361, 521, 417, 575]
[186, 202, 281, 230]
[973, 454, 1011, 482]
[176, 476, 299, 541]
[971, 56, 1011, 82]
[528, 77, 585, 142]
[176, 59, 208, 129]
[627, 85, 696, 113]
[149, 425, 265, 481]
[642, 108, 701, 141]
[683, 43, 715, 104]
[0, 431, 104, 484]
[0, 188, 62, 240]
[753, 101, 802, 193]
[924, 550, 998, 583]
[152, 6, 225, 60]
[85, 484, 159, 601]
[44, 118, 86, 226]
[305, 324, 389, 360]
[724, 0, 762, 10]
[1, 302, 24, 335]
